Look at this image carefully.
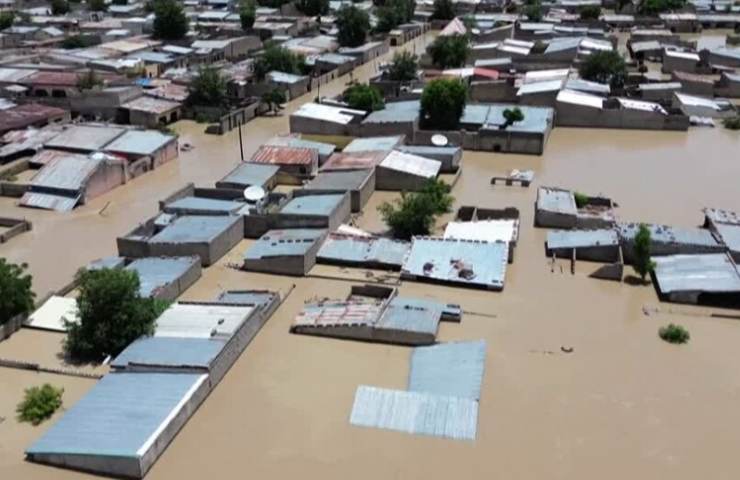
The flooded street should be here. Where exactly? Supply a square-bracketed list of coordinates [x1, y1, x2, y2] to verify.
[3, 32, 740, 480]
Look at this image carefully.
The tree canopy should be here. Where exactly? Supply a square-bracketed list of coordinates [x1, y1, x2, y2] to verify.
[239, 0, 256, 29]
[62, 34, 100, 49]
[261, 88, 286, 115]
[375, 0, 415, 32]
[427, 34, 470, 69]
[633, 223, 656, 281]
[152, 0, 189, 40]
[77, 69, 103, 90]
[187, 65, 229, 107]
[336, 5, 370, 47]
[378, 179, 454, 240]
[16, 384, 63, 426]
[578, 50, 627, 88]
[502, 107, 524, 128]
[88, 0, 107, 11]
[0, 259, 35, 325]
[579, 5, 601, 20]
[420, 77, 467, 130]
[0, 11, 15, 30]
[64, 268, 169, 362]
[253, 45, 307, 80]
[524, 1, 543, 21]
[430, 0, 455, 20]
[344, 84, 385, 111]
[638, 0, 685, 15]
[295, 0, 329, 16]
[50, 0, 70, 15]
[386, 51, 418, 82]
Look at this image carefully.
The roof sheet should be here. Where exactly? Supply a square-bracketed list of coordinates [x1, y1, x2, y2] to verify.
[618, 223, 720, 247]
[125, 256, 199, 298]
[408, 340, 486, 400]
[556, 88, 604, 109]
[547, 229, 619, 249]
[30, 155, 102, 192]
[444, 219, 518, 243]
[381, 297, 443, 335]
[245, 229, 326, 259]
[292, 102, 364, 124]
[111, 336, 226, 369]
[537, 187, 577, 215]
[713, 223, 740, 253]
[343, 135, 404, 153]
[321, 151, 388, 171]
[19, 192, 79, 212]
[304, 169, 371, 191]
[26, 373, 207, 458]
[250, 145, 318, 166]
[280, 194, 344, 216]
[0, 103, 67, 133]
[362, 100, 420, 124]
[45, 125, 126, 152]
[266, 135, 335, 157]
[653, 254, 740, 294]
[149, 215, 238, 244]
[165, 196, 245, 215]
[218, 162, 279, 188]
[153, 303, 255, 339]
[104, 130, 175, 156]
[216, 290, 278, 309]
[122, 96, 181, 114]
[318, 233, 410, 268]
[26, 296, 78, 332]
[379, 151, 440, 178]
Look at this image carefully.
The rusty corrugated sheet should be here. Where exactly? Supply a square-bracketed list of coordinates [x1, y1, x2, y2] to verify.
[250, 145, 317, 166]
[20, 192, 79, 212]
[320, 151, 388, 171]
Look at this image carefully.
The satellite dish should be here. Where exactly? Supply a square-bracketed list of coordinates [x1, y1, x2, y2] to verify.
[243, 186, 266, 204]
[431, 134, 448, 147]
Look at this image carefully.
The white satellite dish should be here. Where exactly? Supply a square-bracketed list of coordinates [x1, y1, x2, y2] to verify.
[243, 186, 266, 204]
[431, 134, 448, 147]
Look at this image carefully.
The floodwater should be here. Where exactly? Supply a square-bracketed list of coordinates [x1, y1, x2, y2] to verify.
[3, 32, 740, 480]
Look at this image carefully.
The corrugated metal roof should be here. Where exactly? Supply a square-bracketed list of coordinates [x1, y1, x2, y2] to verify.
[280, 194, 344, 216]
[318, 233, 410, 268]
[292, 103, 364, 124]
[104, 130, 175, 156]
[26, 373, 207, 458]
[111, 336, 225, 369]
[653, 254, 740, 294]
[125, 256, 199, 298]
[216, 290, 278, 309]
[444, 220, 518, 244]
[321, 151, 388, 171]
[45, 125, 126, 152]
[0, 103, 67, 133]
[484, 105, 553, 133]
[618, 223, 721, 247]
[305, 169, 371, 191]
[165, 196, 245, 215]
[149, 215, 239, 244]
[266, 135, 335, 158]
[547, 229, 619, 249]
[250, 145, 318, 166]
[402, 237, 508, 289]
[362, 101, 420, 124]
[408, 340, 486, 400]
[381, 297, 442, 335]
[26, 296, 78, 332]
[379, 151, 440, 178]
[19, 191, 79, 212]
[123, 96, 181, 114]
[343, 135, 404, 153]
[218, 162, 279, 189]
[556, 88, 604, 109]
[294, 301, 384, 327]
[713, 223, 740, 253]
[245, 229, 326, 259]
[153, 302, 255, 340]
[30, 155, 102, 192]
[349, 386, 479, 441]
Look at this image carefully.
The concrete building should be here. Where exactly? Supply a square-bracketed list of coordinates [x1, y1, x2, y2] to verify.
[243, 228, 327, 276]
[360, 100, 420, 139]
[317, 233, 411, 270]
[662, 49, 702, 73]
[546, 229, 621, 262]
[652, 253, 740, 306]
[163, 195, 246, 216]
[443, 214, 520, 262]
[343, 135, 405, 154]
[375, 150, 441, 191]
[266, 71, 310, 100]
[272, 192, 351, 230]
[44, 124, 126, 154]
[125, 256, 202, 300]
[535, 187, 618, 229]
[289, 102, 365, 136]
[618, 222, 725, 263]
[103, 129, 179, 168]
[303, 169, 375, 212]
[672, 92, 737, 119]
[122, 96, 183, 127]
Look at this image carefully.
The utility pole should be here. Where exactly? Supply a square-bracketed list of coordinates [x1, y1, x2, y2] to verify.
[238, 121, 244, 162]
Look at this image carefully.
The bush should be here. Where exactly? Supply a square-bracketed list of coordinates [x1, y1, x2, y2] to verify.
[61, 34, 100, 49]
[638, 0, 685, 15]
[420, 77, 467, 130]
[17, 384, 64, 425]
[336, 5, 370, 47]
[187, 65, 228, 108]
[295, 0, 329, 16]
[722, 116, 740, 130]
[386, 51, 418, 82]
[659, 324, 690, 344]
[51, 0, 70, 14]
[239, 0, 256, 29]
[633, 223, 656, 281]
[579, 5, 601, 19]
[253, 45, 307, 80]
[88, 0, 107, 11]
[524, 2, 543, 21]
[378, 178, 454, 239]
[344, 84, 384, 111]
[427, 34, 470, 69]
[502, 107, 524, 128]
[430, 0, 455, 20]
[0, 259, 35, 325]
[77, 69, 103, 90]
[573, 191, 589, 208]
[578, 50, 627, 88]
[261, 88, 286, 114]
[64, 268, 169, 362]
[0, 11, 15, 30]
[152, 0, 189, 40]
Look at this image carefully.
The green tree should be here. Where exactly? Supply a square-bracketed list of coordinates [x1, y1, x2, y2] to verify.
[378, 178, 454, 239]
[375, 0, 415, 32]
[420, 77, 467, 129]
[502, 107, 524, 128]
[295, 0, 329, 16]
[65, 268, 168, 362]
[187, 65, 228, 107]
[524, 1, 543, 21]
[430, 0, 455, 20]
[0, 259, 35, 325]
[258, 0, 289, 7]
[579, 5, 601, 19]
[88, 0, 107, 11]
[427, 34, 470, 69]
[152, 0, 188, 40]
[16, 384, 63, 425]
[62, 34, 100, 49]
[336, 5, 370, 47]
[0, 11, 15, 30]
[573, 191, 589, 208]
[253, 45, 307, 80]
[51, 0, 70, 14]
[112, 0, 128, 5]
[633, 223, 656, 281]
[344, 84, 384, 111]
[658, 324, 690, 344]
[239, 0, 256, 29]
[386, 51, 418, 82]
[638, 0, 686, 15]
[261, 88, 286, 115]
[77, 69, 104, 90]
[722, 116, 740, 130]
[578, 50, 627, 88]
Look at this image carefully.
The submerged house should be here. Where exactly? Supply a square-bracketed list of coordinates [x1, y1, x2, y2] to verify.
[124, 256, 202, 300]
[317, 233, 411, 270]
[375, 150, 441, 191]
[704, 208, 740, 262]
[303, 169, 375, 212]
[652, 253, 740, 306]
[618, 222, 724, 263]
[243, 228, 327, 276]
[535, 186, 617, 229]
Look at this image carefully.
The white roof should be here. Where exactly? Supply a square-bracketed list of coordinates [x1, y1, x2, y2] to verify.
[580, 38, 612, 51]
[517, 79, 563, 95]
[25, 296, 78, 332]
[665, 49, 700, 61]
[444, 219, 518, 243]
[674, 92, 721, 110]
[556, 88, 604, 109]
[379, 151, 441, 179]
[154, 303, 255, 339]
[617, 97, 667, 114]
[524, 68, 570, 83]
[292, 102, 364, 125]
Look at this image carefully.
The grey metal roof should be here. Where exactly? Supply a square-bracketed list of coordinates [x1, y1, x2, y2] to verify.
[381, 297, 442, 335]
[537, 187, 577, 216]
[395, 145, 461, 163]
[26, 373, 207, 458]
[361, 101, 420, 124]
[618, 223, 721, 247]
[349, 386, 478, 441]
[216, 290, 278, 309]
[317, 234, 410, 268]
[245, 229, 326, 259]
[30, 155, 102, 192]
[165, 196, 245, 215]
[125, 256, 199, 298]
[714, 223, 740, 253]
[653, 253, 740, 294]
[484, 105, 554, 133]
[111, 336, 225, 369]
[149, 215, 239, 244]
[408, 340, 487, 401]
[19, 191, 79, 212]
[547, 229, 619, 249]
[153, 302, 255, 339]
[304, 169, 371, 191]
[461, 104, 490, 127]
[45, 125, 125, 152]
[343, 135, 404, 153]
[104, 130, 175, 156]
[280, 194, 344, 216]
[217, 162, 279, 189]
[402, 237, 508, 289]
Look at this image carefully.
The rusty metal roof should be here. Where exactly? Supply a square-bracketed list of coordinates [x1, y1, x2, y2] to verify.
[320, 151, 388, 171]
[249, 145, 318, 166]
[0, 103, 67, 134]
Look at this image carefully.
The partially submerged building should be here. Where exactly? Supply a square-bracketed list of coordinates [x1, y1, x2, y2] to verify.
[125, 256, 202, 300]
[546, 228, 621, 262]
[317, 232, 411, 270]
[535, 187, 617, 229]
[215, 162, 280, 191]
[303, 169, 375, 212]
[704, 208, 740, 262]
[243, 228, 327, 275]
[652, 253, 740, 306]
[618, 222, 724, 262]
[272, 192, 351, 230]
[375, 150, 441, 191]
[249, 144, 319, 183]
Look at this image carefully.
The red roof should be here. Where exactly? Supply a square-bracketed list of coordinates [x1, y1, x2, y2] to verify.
[0, 103, 67, 134]
[473, 67, 500, 80]
[250, 145, 318, 165]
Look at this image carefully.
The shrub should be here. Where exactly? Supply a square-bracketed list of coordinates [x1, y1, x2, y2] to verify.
[524, 2, 543, 21]
[431, 0, 455, 20]
[16, 384, 64, 425]
[573, 191, 589, 208]
[578, 50, 627, 88]
[253, 45, 307, 80]
[378, 178, 454, 239]
[51, 0, 70, 14]
[344, 84, 384, 111]
[295, 0, 329, 16]
[152, 0, 189, 40]
[659, 324, 690, 344]
[427, 34, 470, 69]
[638, 0, 685, 15]
[0, 11, 15, 30]
[187, 65, 228, 108]
[579, 5, 601, 19]
[633, 223, 656, 281]
[239, 0, 256, 29]
[61, 34, 100, 49]
[386, 51, 418, 82]
[336, 5, 370, 47]
[77, 69, 103, 90]
[420, 77, 467, 130]
[0, 259, 35, 325]
[261, 88, 286, 114]
[722, 116, 740, 130]
[502, 107, 524, 128]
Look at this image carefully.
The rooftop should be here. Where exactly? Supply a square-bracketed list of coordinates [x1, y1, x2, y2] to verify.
[317, 233, 410, 268]
[111, 336, 226, 370]
[217, 162, 280, 189]
[125, 256, 200, 298]
[379, 151, 441, 178]
[45, 125, 126, 152]
[546, 229, 620, 250]
[104, 130, 176, 156]
[149, 215, 240, 244]
[653, 253, 740, 294]
[250, 145, 318, 166]
[153, 302, 256, 340]
[280, 194, 345, 216]
[245, 229, 326, 259]
[362, 100, 420, 124]
[343, 135, 404, 153]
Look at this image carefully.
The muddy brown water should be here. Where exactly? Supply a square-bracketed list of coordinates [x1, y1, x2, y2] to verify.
[3, 32, 740, 480]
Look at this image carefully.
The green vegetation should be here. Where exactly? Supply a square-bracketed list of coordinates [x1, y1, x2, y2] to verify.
[524, 1, 543, 21]
[375, 0, 415, 33]
[378, 179, 454, 239]
[152, 0, 189, 40]
[261, 88, 286, 115]
[257, 0, 290, 7]
[579, 5, 601, 19]
[253, 45, 307, 80]
[430, 0, 455, 20]
[344, 84, 384, 111]
[573, 191, 589, 208]
[239, 0, 256, 29]
[76, 69, 103, 91]
[88, 0, 107, 11]
[112, 0, 129, 5]
[65, 268, 169, 362]
[633, 223, 656, 281]
[61, 34, 100, 49]
[420, 77, 467, 130]
[638, 0, 686, 15]
[659, 324, 690, 344]
[295, 0, 329, 16]
[187, 65, 229, 108]
[0, 259, 35, 325]
[386, 51, 418, 82]
[722, 115, 740, 130]
[336, 5, 370, 47]
[16, 384, 64, 425]
[428, 34, 470, 69]
[502, 107, 524, 129]
[51, 0, 70, 14]
[0, 11, 15, 30]
[578, 50, 627, 88]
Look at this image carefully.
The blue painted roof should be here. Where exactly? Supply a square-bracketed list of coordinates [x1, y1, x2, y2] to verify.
[111, 336, 225, 369]
[165, 196, 245, 215]
[280, 194, 344, 216]
[318, 234, 410, 268]
[408, 340, 487, 400]
[26, 373, 206, 458]
[125, 256, 198, 297]
[244, 229, 325, 259]
[149, 215, 238, 243]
